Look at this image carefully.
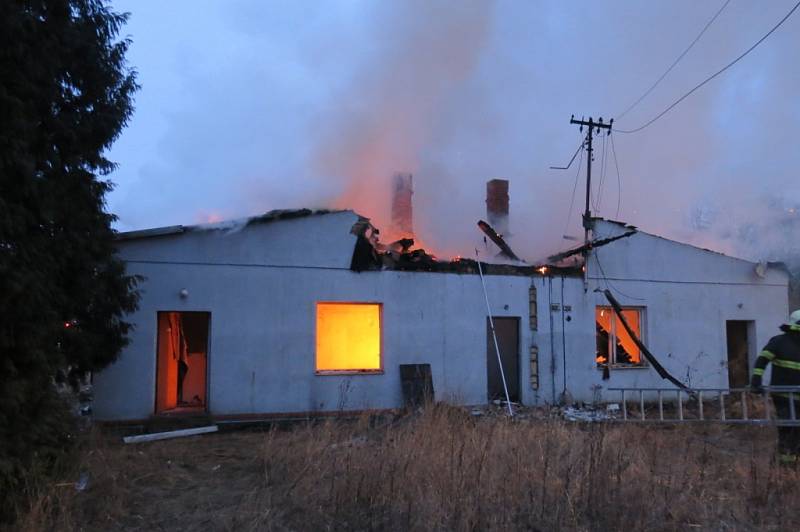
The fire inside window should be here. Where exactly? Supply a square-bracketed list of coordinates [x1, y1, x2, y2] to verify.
[595, 306, 645, 366]
[316, 302, 382, 373]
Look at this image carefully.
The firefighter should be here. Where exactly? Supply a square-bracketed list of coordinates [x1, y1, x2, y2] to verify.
[751, 309, 800, 464]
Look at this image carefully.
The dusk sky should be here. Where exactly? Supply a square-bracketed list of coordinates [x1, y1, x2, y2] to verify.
[106, 0, 800, 261]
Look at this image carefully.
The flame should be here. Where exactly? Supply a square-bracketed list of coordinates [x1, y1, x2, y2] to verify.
[537, 266, 548, 275]
[197, 211, 224, 224]
[316, 303, 381, 371]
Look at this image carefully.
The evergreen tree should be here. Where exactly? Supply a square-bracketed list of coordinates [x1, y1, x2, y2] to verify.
[0, 0, 139, 517]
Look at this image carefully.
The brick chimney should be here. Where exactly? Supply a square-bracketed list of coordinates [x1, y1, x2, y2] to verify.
[391, 172, 413, 238]
[486, 178, 509, 236]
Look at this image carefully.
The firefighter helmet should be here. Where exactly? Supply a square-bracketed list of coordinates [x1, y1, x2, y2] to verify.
[786, 309, 800, 327]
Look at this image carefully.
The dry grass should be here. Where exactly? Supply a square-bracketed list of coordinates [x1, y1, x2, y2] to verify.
[11, 404, 800, 531]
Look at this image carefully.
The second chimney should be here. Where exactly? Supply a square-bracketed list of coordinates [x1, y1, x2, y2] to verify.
[391, 172, 414, 238]
[486, 178, 510, 236]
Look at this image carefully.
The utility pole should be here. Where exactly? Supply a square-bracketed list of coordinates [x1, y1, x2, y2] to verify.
[569, 115, 613, 247]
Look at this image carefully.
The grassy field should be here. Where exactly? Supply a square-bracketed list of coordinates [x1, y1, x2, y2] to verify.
[12, 404, 800, 531]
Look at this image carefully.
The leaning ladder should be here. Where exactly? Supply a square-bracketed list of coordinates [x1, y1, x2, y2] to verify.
[607, 386, 800, 426]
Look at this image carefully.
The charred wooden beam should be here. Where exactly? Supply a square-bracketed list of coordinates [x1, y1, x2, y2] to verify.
[477, 220, 521, 261]
[601, 289, 688, 390]
[547, 230, 637, 263]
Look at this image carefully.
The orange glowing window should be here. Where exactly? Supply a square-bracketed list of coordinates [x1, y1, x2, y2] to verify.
[596, 306, 645, 366]
[316, 303, 382, 372]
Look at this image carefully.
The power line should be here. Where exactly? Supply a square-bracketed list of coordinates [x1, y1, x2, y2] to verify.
[616, 0, 731, 121]
[549, 136, 584, 170]
[594, 251, 646, 301]
[592, 134, 605, 212]
[615, 0, 800, 134]
[562, 143, 584, 238]
[591, 135, 602, 212]
[595, 132, 609, 212]
[610, 134, 622, 219]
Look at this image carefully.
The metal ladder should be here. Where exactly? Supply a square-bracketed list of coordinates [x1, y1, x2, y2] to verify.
[607, 386, 800, 426]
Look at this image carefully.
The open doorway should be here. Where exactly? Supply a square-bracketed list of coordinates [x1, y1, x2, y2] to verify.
[726, 320, 754, 388]
[487, 317, 520, 402]
[156, 312, 210, 414]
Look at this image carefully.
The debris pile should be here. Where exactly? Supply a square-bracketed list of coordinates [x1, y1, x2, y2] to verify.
[467, 402, 622, 422]
[562, 405, 617, 422]
[349, 217, 543, 276]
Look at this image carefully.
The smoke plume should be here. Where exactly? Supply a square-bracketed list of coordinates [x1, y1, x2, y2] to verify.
[108, 0, 800, 272]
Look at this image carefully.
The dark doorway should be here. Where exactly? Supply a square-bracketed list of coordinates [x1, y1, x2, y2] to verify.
[726, 320, 753, 388]
[156, 311, 210, 414]
[487, 317, 520, 402]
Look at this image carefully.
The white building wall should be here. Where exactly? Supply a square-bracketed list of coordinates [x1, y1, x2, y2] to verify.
[528, 220, 790, 405]
[95, 214, 790, 418]
[94, 220, 533, 420]
[529, 274, 591, 405]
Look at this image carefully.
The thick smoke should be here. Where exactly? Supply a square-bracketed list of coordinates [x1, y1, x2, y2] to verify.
[310, 0, 495, 245]
[109, 0, 800, 274]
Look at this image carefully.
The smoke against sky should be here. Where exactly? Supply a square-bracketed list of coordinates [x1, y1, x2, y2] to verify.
[107, 0, 800, 262]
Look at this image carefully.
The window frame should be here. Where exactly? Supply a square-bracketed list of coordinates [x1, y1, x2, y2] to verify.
[595, 306, 648, 369]
[315, 301, 384, 375]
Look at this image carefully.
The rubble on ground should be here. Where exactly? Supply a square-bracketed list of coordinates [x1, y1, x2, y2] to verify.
[466, 401, 621, 422]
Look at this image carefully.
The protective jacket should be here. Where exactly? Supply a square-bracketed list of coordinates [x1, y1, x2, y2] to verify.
[752, 325, 800, 389]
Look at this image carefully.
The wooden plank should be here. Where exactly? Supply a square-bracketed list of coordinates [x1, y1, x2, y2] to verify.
[123, 425, 218, 444]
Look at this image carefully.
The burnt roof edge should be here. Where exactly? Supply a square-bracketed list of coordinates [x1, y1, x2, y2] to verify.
[116, 209, 350, 241]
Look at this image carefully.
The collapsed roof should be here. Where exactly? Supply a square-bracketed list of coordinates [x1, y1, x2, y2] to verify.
[116, 210, 776, 278]
[348, 215, 540, 276]
[116, 209, 546, 277]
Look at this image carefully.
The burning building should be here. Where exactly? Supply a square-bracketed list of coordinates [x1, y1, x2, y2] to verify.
[93, 193, 790, 421]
